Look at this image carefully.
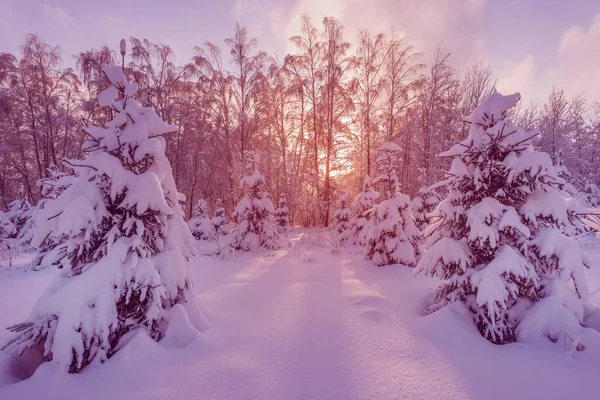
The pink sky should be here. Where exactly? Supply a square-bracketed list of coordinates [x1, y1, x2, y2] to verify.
[1, 0, 599, 103]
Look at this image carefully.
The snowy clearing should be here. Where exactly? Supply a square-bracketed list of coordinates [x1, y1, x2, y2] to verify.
[1, 231, 600, 400]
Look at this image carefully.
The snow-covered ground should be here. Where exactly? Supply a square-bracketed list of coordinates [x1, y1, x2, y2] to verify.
[1, 230, 600, 400]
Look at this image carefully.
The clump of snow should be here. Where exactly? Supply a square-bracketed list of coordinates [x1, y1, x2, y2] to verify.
[530, 228, 590, 300]
[466, 197, 530, 248]
[98, 85, 118, 108]
[517, 279, 600, 353]
[465, 90, 520, 127]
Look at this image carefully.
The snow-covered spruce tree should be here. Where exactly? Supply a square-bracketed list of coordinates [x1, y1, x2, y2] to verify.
[231, 151, 280, 251]
[5, 198, 32, 238]
[351, 176, 379, 245]
[211, 198, 229, 235]
[275, 193, 291, 234]
[3, 63, 202, 373]
[412, 186, 440, 232]
[188, 199, 216, 240]
[415, 91, 595, 345]
[363, 143, 420, 267]
[331, 193, 352, 246]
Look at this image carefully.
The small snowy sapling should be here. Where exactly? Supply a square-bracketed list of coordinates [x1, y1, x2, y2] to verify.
[211, 198, 229, 235]
[331, 193, 352, 247]
[189, 199, 216, 240]
[351, 176, 379, 245]
[363, 143, 420, 266]
[275, 193, 291, 234]
[231, 151, 280, 251]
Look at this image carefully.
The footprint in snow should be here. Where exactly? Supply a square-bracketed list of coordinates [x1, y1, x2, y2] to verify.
[348, 294, 388, 308]
[347, 294, 389, 323]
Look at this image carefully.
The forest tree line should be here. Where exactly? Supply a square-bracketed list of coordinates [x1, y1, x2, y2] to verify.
[1, 15, 599, 227]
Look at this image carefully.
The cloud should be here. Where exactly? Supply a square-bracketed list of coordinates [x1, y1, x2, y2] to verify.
[496, 54, 536, 96]
[235, 1, 600, 104]
[42, 3, 75, 25]
[234, 0, 487, 69]
[0, 2, 14, 27]
[497, 13, 600, 104]
[549, 13, 600, 99]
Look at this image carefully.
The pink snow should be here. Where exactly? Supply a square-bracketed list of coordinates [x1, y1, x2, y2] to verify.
[1, 232, 600, 399]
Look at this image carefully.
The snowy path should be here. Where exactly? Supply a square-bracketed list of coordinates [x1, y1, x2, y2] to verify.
[194, 235, 471, 400]
[1, 232, 600, 399]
